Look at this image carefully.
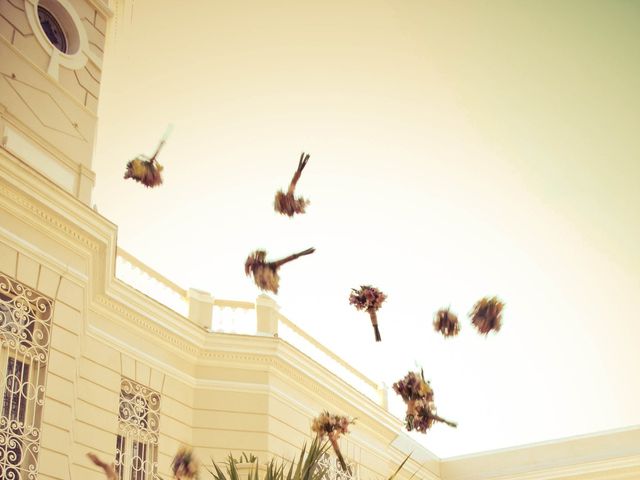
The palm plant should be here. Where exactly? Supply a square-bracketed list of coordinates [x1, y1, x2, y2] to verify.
[208, 440, 413, 480]
[208, 436, 329, 480]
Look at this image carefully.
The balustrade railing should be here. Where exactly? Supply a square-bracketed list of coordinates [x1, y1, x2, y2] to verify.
[211, 300, 256, 334]
[114, 249, 386, 407]
[277, 314, 381, 403]
[116, 248, 189, 316]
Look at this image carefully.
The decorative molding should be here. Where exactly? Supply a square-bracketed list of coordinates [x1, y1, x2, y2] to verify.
[85, 0, 114, 19]
[2, 74, 86, 140]
[93, 293, 200, 356]
[2, 124, 77, 195]
[445, 454, 640, 480]
[0, 35, 99, 118]
[0, 178, 100, 252]
[441, 435, 640, 480]
[0, 147, 111, 237]
[0, 225, 88, 284]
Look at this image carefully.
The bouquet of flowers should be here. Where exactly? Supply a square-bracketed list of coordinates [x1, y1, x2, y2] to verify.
[433, 308, 460, 338]
[469, 296, 504, 335]
[171, 446, 200, 480]
[87, 452, 117, 480]
[349, 285, 387, 341]
[124, 125, 172, 188]
[245, 247, 315, 294]
[392, 370, 457, 434]
[274, 152, 311, 217]
[311, 411, 354, 474]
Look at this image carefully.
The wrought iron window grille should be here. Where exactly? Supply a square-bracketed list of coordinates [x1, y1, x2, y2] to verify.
[317, 451, 358, 480]
[0, 273, 53, 480]
[115, 378, 161, 480]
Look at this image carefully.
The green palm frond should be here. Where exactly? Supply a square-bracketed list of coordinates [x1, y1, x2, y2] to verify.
[208, 437, 330, 480]
[208, 439, 411, 480]
[387, 453, 412, 480]
[207, 459, 229, 480]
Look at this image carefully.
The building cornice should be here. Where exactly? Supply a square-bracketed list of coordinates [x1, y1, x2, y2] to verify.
[440, 427, 640, 480]
[442, 454, 640, 480]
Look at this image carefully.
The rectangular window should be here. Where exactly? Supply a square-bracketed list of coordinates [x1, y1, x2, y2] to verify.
[115, 378, 160, 480]
[0, 272, 53, 480]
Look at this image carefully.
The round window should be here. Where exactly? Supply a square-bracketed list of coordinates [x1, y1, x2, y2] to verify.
[37, 6, 68, 53]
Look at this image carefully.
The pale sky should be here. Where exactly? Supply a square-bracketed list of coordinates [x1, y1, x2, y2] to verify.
[94, 0, 640, 457]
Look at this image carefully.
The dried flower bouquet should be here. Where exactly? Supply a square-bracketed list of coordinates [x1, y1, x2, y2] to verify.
[311, 411, 354, 474]
[392, 370, 457, 434]
[433, 308, 460, 338]
[124, 126, 172, 188]
[349, 285, 387, 341]
[245, 247, 315, 294]
[171, 446, 200, 479]
[469, 296, 504, 335]
[274, 152, 311, 217]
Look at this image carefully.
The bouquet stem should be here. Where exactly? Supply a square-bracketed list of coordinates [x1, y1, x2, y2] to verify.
[87, 453, 117, 480]
[368, 309, 381, 342]
[273, 247, 315, 268]
[151, 124, 173, 161]
[330, 437, 350, 475]
[150, 141, 165, 162]
[288, 152, 310, 195]
[431, 414, 457, 428]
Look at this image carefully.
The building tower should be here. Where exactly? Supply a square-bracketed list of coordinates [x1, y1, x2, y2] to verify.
[0, 1, 113, 479]
[1, 0, 110, 205]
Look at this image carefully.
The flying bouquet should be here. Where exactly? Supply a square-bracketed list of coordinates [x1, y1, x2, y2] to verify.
[87, 452, 117, 480]
[392, 370, 457, 434]
[245, 247, 315, 294]
[274, 152, 310, 217]
[171, 446, 199, 480]
[349, 285, 387, 342]
[124, 125, 172, 188]
[311, 411, 354, 474]
[433, 308, 460, 338]
[469, 296, 504, 335]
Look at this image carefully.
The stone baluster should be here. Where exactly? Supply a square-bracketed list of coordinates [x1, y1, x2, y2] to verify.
[256, 294, 279, 337]
[188, 288, 215, 330]
[378, 383, 389, 410]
